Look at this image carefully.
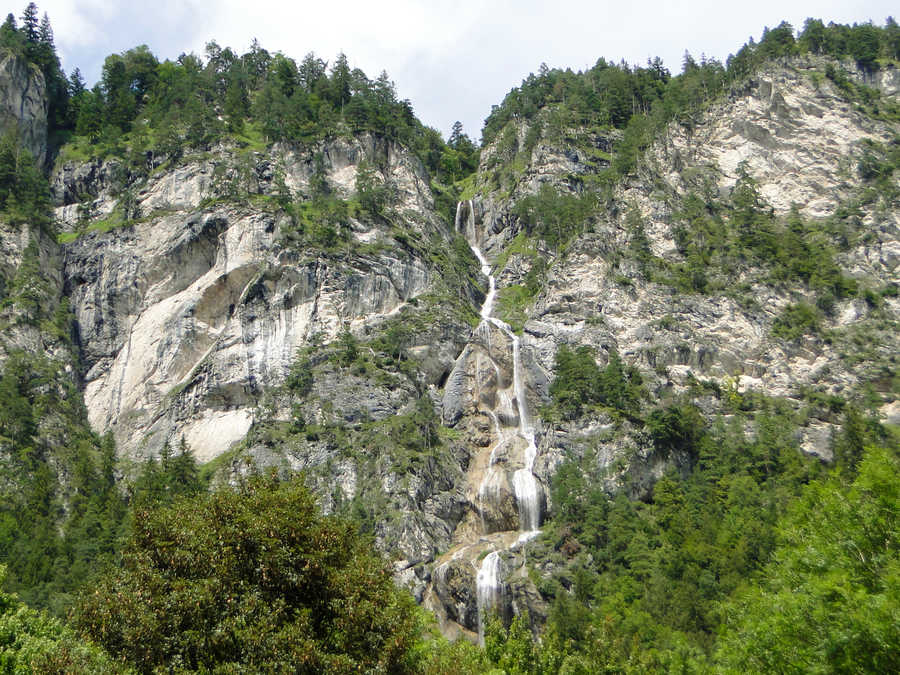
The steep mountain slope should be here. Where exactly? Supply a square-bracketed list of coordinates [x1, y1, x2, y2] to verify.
[2, 24, 488, 617]
[40, 54, 900, 638]
[0, 52, 123, 609]
[47, 131, 486, 594]
[424, 55, 899, 636]
[54, 135, 461, 461]
[475, 55, 897, 455]
[1, 15, 898, 660]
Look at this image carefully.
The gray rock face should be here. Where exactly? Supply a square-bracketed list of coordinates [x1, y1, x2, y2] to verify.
[474, 57, 899, 472]
[50, 132, 484, 619]
[0, 53, 47, 166]
[59, 136, 444, 462]
[648, 58, 899, 219]
[29, 55, 898, 640]
[421, 57, 900, 635]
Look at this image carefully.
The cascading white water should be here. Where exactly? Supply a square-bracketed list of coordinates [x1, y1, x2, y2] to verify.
[458, 200, 542, 533]
[476, 551, 501, 644]
[440, 200, 544, 643]
[509, 330, 541, 532]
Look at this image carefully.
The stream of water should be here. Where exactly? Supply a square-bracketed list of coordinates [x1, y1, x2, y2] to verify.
[455, 200, 542, 641]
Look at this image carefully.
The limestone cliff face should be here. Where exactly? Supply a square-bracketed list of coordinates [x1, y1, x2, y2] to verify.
[655, 59, 900, 219]
[56, 135, 451, 461]
[0, 52, 47, 165]
[22, 54, 899, 639]
[469, 57, 899, 483]
[422, 57, 899, 635]
[50, 127, 488, 607]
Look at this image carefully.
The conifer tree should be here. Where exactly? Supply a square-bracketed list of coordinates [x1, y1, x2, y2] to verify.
[0, 13, 22, 53]
[68, 67, 85, 97]
[37, 11, 51, 48]
[449, 120, 465, 148]
[19, 2, 38, 44]
[330, 52, 352, 110]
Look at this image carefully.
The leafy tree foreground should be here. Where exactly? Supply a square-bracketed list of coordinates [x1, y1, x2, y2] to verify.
[0, 565, 118, 673]
[73, 476, 423, 673]
[716, 445, 900, 673]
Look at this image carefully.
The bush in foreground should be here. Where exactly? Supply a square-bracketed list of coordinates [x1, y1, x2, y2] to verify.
[74, 475, 422, 673]
[0, 565, 119, 673]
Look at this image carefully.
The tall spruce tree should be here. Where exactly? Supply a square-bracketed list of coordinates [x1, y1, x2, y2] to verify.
[19, 3, 38, 44]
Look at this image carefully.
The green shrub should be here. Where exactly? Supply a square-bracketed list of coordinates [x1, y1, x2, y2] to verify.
[549, 345, 644, 418]
[512, 183, 596, 250]
[0, 568, 121, 673]
[646, 403, 706, 458]
[286, 356, 314, 396]
[74, 476, 423, 673]
[772, 303, 820, 340]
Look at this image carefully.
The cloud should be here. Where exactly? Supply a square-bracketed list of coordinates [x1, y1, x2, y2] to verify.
[30, 0, 900, 140]
[39, 0, 204, 81]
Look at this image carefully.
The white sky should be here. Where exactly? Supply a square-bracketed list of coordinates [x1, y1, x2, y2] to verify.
[31, 0, 899, 141]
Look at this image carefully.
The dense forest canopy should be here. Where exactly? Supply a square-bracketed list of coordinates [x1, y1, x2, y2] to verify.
[482, 17, 900, 145]
[1, 5, 479, 186]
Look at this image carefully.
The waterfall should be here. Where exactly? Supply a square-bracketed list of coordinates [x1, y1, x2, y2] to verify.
[510, 335, 541, 532]
[455, 200, 544, 642]
[421, 201, 544, 642]
[460, 200, 542, 533]
[476, 551, 502, 644]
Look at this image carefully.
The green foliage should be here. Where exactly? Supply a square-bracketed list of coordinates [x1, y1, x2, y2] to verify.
[3, 238, 53, 321]
[483, 613, 549, 674]
[74, 475, 423, 673]
[0, 566, 122, 673]
[611, 112, 654, 177]
[831, 405, 885, 477]
[857, 136, 900, 204]
[281, 194, 351, 251]
[482, 19, 899, 208]
[496, 283, 536, 334]
[641, 169, 863, 307]
[824, 62, 900, 122]
[512, 183, 596, 251]
[54, 38, 475, 196]
[243, 316, 460, 553]
[716, 445, 900, 673]
[772, 302, 820, 340]
[0, 133, 52, 230]
[536, 400, 832, 664]
[482, 56, 676, 145]
[285, 356, 314, 397]
[0, 351, 128, 614]
[354, 159, 393, 219]
[437, 120, 479, 184]
[418, 625, 487, 674]
[481, 44, 724, 184]
[335, 328, 359, 367]
[646, 402, 705, 458]
[549, 345, 644, 419]
[128, 438, 204, 510]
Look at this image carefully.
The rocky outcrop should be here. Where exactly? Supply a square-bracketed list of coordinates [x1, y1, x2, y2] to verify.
[58, 135, 451, 461]
[31, 53, 898, 641]
[0, 52, 47, 165]
[474, 57, 898, 472]
[648, 57, 899, 218]
[422, 57, 899, 634]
